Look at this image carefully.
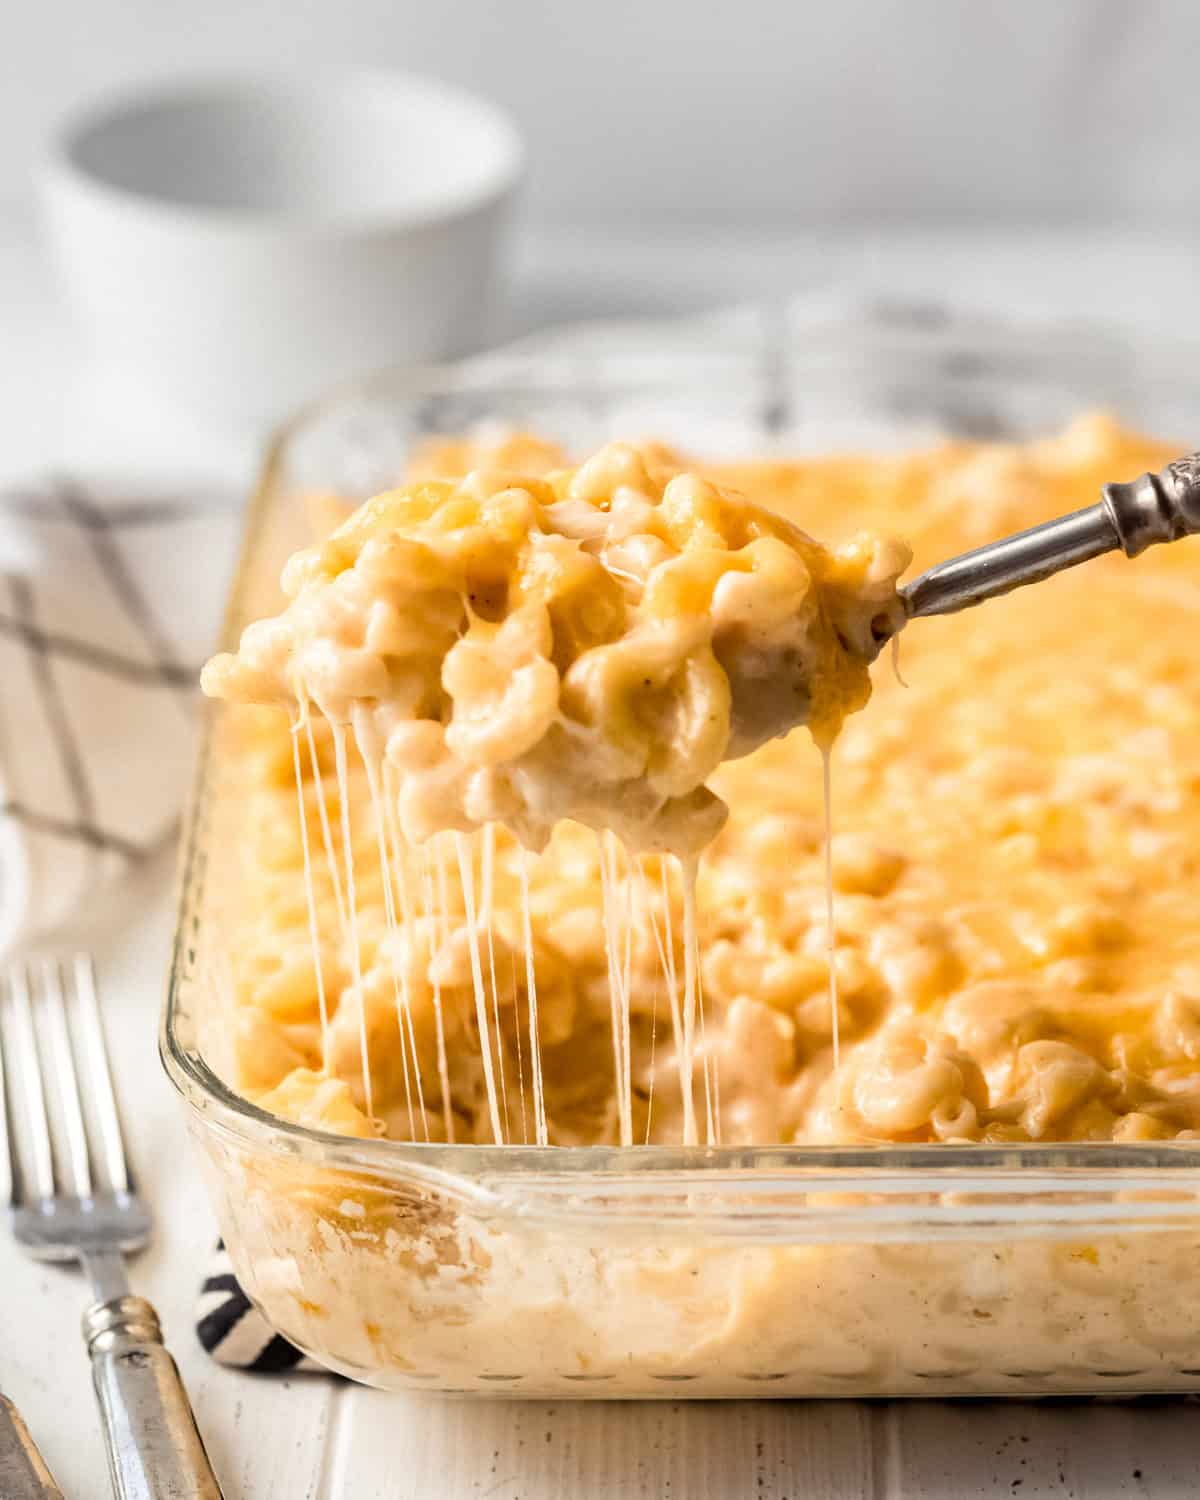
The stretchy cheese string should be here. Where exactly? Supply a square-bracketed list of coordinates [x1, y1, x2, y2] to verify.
[332, 723, 374, 1124]
[599, 834, 633, 1147]
[822, 747, 840, 1075]
[658, 860, 687, 1142]
[690, 858, 717, 1146]
[290, 714, 330, 1071]
[305, 714, 348, 941]
[890, 632, 909, 689]
[481, 825, 511, 1141]
[519, 848, 549, 1146]
[618, 838, 636, 1145]
[357, 718, 427, 1141]
[419, 845, 455, 1142]
[455, 833, 504, 1144]
[358, 721, 414, 1138]
[508, 926, 529, 1145]
[699, 956, 720, 1147]
[679, 856, 701, 1148]
[597, 846, 618, 1136]
[378, 765, 432, 1138]
[597, 838, 620, 1141]
[434, 838, 452, 952]
[381, 762, 415, 934]
[637, 856, 671, 1144]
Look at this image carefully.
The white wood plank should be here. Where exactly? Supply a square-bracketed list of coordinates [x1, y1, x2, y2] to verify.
[321, 1394, 1200, 1500]
[890, 1400, 1200, 1499]
[319, 1393, 876, 1500]
[317, 1394, 1200, 1499]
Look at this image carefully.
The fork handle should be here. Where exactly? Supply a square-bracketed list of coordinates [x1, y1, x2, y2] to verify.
[84, 1297, 224, 1500]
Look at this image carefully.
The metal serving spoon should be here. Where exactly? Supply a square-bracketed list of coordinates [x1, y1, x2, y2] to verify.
[871, 450, 1200, 650]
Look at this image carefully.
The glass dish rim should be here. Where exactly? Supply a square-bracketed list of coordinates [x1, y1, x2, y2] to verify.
[160, 334, 1200, 1193]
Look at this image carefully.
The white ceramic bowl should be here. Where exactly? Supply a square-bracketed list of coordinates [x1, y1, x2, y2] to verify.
[40, 72, 524, 428]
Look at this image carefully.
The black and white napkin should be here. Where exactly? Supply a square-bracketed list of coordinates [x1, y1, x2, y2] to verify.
[197, 1244, 324, 1373]
[0, 475, 278, 1364]
[0, 476, 237, 949]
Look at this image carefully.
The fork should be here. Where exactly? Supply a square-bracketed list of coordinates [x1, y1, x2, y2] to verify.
[1, 955, 224, 1500]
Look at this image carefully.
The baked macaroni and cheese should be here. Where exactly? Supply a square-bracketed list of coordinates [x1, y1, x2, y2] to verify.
[203, 443, 909, 854]
[201, 414, 1200, 1163]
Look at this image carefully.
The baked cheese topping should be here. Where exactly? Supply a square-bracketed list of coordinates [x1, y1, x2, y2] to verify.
[201, 415, 1200, 1154]
[193, 415, 1200, 1398]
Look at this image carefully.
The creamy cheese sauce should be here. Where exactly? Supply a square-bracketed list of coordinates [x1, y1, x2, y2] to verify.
[204, 440, 907, 1145]
[191, 414, 1200, 1397]
[204, 416, 1200, 1152]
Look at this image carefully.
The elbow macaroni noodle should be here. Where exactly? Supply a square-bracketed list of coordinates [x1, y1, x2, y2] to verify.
[202, 416, 1200, 1156]
[204, 443, 908, 855]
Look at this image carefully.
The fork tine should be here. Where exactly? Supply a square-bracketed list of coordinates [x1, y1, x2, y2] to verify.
[9, 963, 55, 1201]
[72, 954, 129, 1195]
[39, 958, 93, 1200]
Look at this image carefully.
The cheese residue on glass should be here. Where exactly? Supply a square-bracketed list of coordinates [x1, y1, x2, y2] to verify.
[203, 442, 908, 1143]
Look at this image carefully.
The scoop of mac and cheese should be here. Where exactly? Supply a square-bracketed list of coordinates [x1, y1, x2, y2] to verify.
[203, 443, 909, 854]
[200, 415, 1200, 1155]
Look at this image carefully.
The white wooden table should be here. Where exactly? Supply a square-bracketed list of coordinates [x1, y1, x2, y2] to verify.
[3, 218, 1200, 1497]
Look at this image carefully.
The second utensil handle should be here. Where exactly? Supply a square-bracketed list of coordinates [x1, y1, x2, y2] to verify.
[84, 1296, 224, 1500]
[0, 1394, 64, 1499]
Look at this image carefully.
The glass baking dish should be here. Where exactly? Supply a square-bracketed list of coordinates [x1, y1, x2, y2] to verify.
[162, 304, 1200, 1396]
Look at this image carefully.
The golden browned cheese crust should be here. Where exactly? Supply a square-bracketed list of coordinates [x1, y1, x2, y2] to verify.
[209, 415, 1200, 1149]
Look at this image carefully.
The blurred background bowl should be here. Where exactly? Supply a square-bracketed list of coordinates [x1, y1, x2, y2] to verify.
[38, 70, 524, 429]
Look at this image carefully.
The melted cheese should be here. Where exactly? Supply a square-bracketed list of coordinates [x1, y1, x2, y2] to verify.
[203, 444, 907, 856]
[193, 414, 1200, 1398]
[204, 414, 1200, 1151]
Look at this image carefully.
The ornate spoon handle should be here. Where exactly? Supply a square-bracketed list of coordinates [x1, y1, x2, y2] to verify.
[898, 450, 1200, 623]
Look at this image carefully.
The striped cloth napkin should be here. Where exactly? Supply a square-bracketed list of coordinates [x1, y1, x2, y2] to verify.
[198, 1244, 321, 1373]
[0, 475, 236, 950]
[0, 474, 273, 1367]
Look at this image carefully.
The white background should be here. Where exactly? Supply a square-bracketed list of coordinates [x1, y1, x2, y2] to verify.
[5, 0, 1200, 232]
